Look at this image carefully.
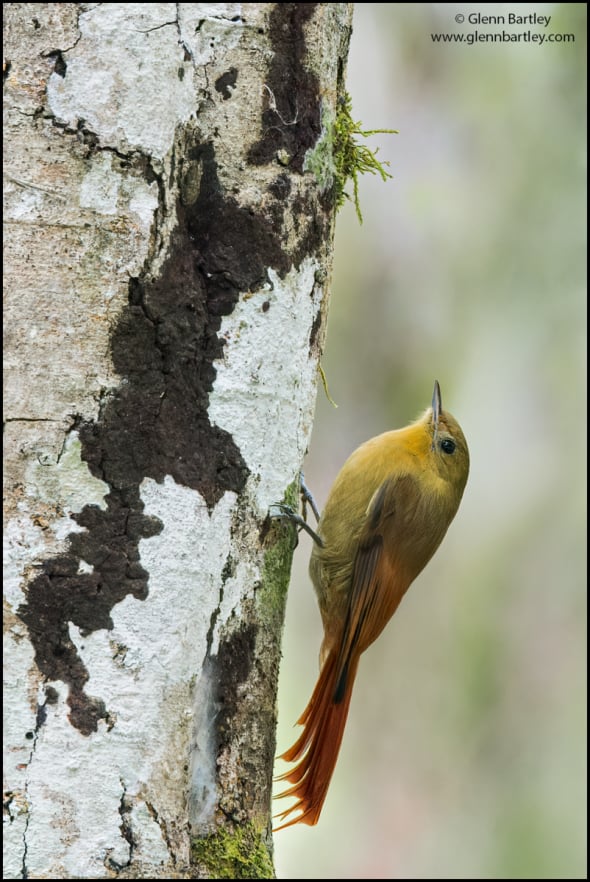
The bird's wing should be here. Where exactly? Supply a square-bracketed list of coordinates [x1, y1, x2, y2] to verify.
[333, 473, 418, 702]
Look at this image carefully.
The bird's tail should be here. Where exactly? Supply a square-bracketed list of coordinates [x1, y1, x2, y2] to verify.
[274, 648, 359, 830]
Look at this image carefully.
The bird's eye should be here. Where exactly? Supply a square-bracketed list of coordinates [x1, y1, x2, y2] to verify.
[440, 438, 456, 455]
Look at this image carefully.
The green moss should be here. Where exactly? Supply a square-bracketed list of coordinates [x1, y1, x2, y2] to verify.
[191, 821, 274, 879]
[333, 92, 397, 222]
[304, 91, 397, 224]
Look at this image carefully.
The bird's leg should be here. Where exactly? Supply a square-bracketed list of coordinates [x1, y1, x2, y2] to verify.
[299, 471, 321, 523]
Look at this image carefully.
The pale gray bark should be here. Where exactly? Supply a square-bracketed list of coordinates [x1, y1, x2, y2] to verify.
[3, 3, 353, 877]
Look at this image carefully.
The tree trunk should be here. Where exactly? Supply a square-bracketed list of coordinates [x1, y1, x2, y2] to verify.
[3, 3, 353, 877]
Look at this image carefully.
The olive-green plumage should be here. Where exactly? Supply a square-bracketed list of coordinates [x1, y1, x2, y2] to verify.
[276, 382, 469, 830]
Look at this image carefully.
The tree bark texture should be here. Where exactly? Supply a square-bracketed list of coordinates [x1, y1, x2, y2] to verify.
[3, 3, 353, 877]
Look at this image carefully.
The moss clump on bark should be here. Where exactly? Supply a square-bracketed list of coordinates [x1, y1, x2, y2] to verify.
[305, 91, 397, 223]
[191, 822, 274, 879]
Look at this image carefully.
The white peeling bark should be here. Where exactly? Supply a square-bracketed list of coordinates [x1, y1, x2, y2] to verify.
[3, 3, 353, 878]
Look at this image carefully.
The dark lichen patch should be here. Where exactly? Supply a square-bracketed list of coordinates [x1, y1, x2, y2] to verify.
[267, 173, 291, 202]
[215, 624, 256, 741]
[247, 3, 321, 172]
[184, 142, 291, 314]
[18, 488, 162, 734]
[93, 140, 289, 497]
[44, 685, 59, 704]
[45, 49, 66, 77]
[291, 198, 329, 270]
[215, 67, 238, 99]
[18, 136, 295, 735]
[68, 689, 108, 737]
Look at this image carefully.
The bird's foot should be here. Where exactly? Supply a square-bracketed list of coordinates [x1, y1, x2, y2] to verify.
[268, 503, 324, 548]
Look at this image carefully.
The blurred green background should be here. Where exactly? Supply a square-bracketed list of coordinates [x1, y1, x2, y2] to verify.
[273, 3, 586, 879]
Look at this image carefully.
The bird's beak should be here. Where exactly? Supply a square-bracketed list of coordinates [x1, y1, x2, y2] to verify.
[431, 380, 441, 448]
[432, 380, 441, 427]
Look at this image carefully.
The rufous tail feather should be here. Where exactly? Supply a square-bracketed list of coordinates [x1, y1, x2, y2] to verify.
[274, 649, 359, 830]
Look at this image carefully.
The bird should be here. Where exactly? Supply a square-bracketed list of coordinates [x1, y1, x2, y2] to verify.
[274, 380, 469, 830]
